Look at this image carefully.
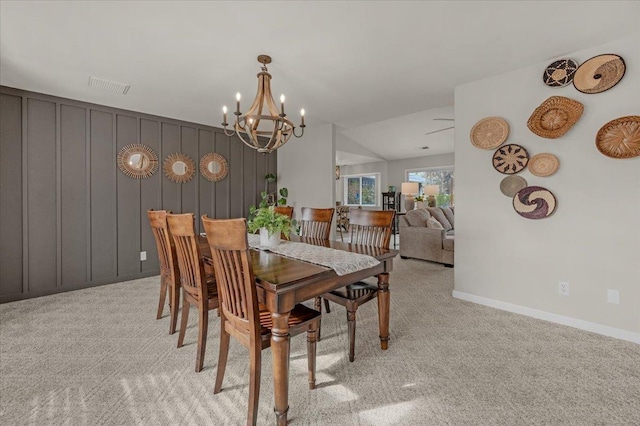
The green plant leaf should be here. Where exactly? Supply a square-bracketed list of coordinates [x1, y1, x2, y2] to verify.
[279, 188, 288, 197]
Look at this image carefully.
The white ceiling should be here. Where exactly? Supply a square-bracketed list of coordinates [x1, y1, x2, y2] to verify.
[1, 1, 639, 163]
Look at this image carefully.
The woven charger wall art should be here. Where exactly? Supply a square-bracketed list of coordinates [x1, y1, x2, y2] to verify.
[543, 58, 578, 87]
[500, 175, 527, 197]
[470, 117, 509, 149]
[200, 153, 228, 182]
[513, 186, 556, 219]
[492, 144, 529, 174]
[527, 96, 584, 139]
[528, 153, 559, 177]
[595, 115, 640, 159]
[573, 54, 626, 94]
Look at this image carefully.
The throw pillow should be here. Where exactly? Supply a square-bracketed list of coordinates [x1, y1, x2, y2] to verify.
[427, 217, 444, 229]
[405, 208, 431, 227]
[441, 207, 454, 228]
[427, 207, 452, 231]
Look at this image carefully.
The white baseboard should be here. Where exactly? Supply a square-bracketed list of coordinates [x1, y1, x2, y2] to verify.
[452, 290, 640, 345]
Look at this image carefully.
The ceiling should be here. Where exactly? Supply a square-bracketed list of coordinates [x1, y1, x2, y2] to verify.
[1, 1, 639, 164]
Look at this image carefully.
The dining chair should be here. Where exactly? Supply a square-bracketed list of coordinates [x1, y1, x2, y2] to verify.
[201, 216, 320, 426]
[299, 207, 335, 314]
[299, 207, 334, 240]
[274, 205, 294, 239]
[273, 205, 294, 219]
[321, 209, 394, 362]
[166, 213, 219, 373]
[147, 210, 181, 334]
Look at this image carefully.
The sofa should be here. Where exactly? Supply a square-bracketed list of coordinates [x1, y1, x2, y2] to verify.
[399, 207, 454, 266]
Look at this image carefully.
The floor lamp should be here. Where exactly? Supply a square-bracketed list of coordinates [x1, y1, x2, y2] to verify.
[401, 182, 419, 212]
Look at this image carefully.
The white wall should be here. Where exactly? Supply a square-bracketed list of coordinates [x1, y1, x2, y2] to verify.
[387, 153, 455, 189]
[454, 33, 640, 341]
[278, 123, 336, 235]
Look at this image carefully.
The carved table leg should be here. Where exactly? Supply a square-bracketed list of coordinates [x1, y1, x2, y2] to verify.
[377, 272, 390, 350]
[271, 311, 291, 426]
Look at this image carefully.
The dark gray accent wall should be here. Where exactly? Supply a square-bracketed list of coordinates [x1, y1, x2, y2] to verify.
[0, 86, 277, 302]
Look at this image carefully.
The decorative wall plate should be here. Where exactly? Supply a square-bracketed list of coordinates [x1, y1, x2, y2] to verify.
[573, 54, 626, 94]
[527, 96, 584, 139]
[163, 153, 195, 183]
[200, 153, 228, 182]
[492, 144, 529, 174]
[528, 153, 559, 177]
[470, 117, 509, 149]
[513, 186, 556, 219]
[595, 116, 640, 159]
[500, 175, 527, 197]
[117, 144, 158, 179]
[543, 58, 578, 87]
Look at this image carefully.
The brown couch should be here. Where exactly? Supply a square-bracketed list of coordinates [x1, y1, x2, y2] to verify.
[399, 207, 454, 266]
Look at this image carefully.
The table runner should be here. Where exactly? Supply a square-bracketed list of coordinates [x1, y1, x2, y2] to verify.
[247, 234, 380, 276]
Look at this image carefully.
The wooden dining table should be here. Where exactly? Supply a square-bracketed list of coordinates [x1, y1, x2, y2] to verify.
[198, 234, 398, 426]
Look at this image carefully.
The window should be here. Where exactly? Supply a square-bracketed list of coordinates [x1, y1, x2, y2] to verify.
[344, 174, 379, 207]
[406, 166, 454, 207]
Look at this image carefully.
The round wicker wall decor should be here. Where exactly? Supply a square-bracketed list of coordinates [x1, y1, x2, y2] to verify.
[117, 144, 158, 179]
[573, 54, 626, 94]
[543, 58, 578, 87]
[513, 186, 556, 219]
[500, 175, 527, 198]
[163, 153, 195, 183]
[528, 153, 559, 177]
[200, 153, 228, 182]
[470, 117, 509, 149]
[595, 116, 640, 159]
[492, 144, 529, 175]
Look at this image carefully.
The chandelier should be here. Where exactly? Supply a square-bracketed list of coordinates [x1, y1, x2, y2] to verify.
[222, 55, 305, 153]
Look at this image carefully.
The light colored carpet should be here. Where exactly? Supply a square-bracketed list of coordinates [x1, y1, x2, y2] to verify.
[1, 257, 639, 425]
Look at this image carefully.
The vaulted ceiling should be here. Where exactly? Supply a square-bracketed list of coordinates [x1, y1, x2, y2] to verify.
[2, 1, 638, 162]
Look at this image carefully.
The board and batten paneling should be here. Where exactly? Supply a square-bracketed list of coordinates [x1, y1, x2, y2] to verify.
[0, 86, 276, 302]
[0, 94, 23, 295]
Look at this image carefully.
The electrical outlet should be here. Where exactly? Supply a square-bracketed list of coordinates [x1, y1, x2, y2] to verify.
[558, 281, 569, 296]
[140, 251, 147, 261]
[607, 289, 620, 304]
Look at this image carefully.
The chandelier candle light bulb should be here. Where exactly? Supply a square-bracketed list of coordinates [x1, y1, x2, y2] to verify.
[222, 106, 228, 125]
[221, 55, 306, 153]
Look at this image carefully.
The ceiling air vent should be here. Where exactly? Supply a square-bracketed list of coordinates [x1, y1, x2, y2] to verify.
[88, 76, 130, 95]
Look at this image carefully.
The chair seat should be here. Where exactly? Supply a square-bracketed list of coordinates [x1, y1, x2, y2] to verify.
[325, 282, 378, 305]
[258, 304, 321, 335]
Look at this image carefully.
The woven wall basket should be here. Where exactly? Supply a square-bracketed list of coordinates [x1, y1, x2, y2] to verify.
[527, 96, 584, 139]
[528, 153, 559, 177]
[470, 117, 509, 149]
[513, 186, 556, 219]
[492, 144, 529, 175]
[595, 116, 640, 159]
[500, 175, 527, 197]
[573, 54, 626, 94]
[543, 58, 578, 87]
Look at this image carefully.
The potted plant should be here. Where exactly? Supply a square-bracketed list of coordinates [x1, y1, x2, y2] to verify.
[414, 194, 426, 209]
[247, 205, 295, 247]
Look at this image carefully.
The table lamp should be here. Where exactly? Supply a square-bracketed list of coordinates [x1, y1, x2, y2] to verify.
[424, 185, 440, 207]
[401, 182, 419, 212]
